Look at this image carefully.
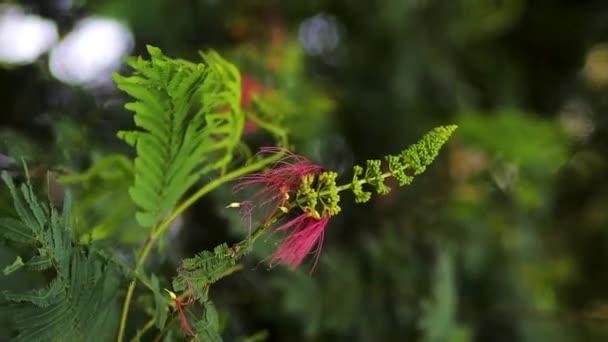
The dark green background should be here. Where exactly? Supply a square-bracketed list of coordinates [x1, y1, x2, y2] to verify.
[2, 1, 608, 341]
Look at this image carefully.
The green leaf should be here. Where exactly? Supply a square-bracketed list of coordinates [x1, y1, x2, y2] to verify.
[193, 300, 222, 342]
[3, 255, 24, 275]
[25, 255, 52, 271]
[1, 172, 40, 236]
[58, 154, 139, 243]
[114, 46, 245, 228]
[0, 174, 123, 341]
[172, 244, 236, 302]
[0, 217, 34, 244]
[4, 278, 63, 307]
[238, 330, 269, 342]
[419, 250, 469, 342]
[151, 273, 168, 329]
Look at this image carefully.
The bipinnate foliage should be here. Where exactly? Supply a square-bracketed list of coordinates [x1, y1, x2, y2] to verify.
[172, 126, 457, 300]
[166, 245, 235, 340]
[114, 45, 244, 228]
[59, 154, 138, 243]
[172, 244, 236, 301]
[0, 172, 122, 342]
[192, 300, 222, 342]
[0, 44, 457, 342]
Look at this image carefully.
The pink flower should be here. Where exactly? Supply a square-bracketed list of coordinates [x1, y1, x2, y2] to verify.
[235, 148, 332, 269]
[234, 148, 323, 224]
[271, 214, 330, 269]
[237, 200, 254, 233]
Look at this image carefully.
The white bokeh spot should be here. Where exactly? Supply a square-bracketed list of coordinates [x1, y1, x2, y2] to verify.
[0, 5, 58, 65]
[49, 17, 133, 87]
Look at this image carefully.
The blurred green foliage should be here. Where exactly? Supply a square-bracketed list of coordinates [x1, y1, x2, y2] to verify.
[2, 0, 608, 341]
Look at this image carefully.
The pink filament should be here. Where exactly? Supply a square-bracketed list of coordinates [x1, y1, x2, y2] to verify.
[271, 215, 330, 269]
[234, 148, 323, 224]
[234, 148, 331, 269]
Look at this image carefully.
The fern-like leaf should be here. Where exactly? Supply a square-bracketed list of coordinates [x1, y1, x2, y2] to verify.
[114, 46, 244, 228]
[0, 173, 122, 342]
[172, 244, 236, 302]
[191, 300, 222, 342]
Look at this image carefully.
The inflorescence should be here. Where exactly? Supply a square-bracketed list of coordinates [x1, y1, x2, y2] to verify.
[232, 125, 457, 269]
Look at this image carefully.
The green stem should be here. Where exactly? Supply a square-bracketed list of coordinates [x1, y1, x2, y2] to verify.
[336, 171, 392, 192]
[59, 154, 133, 184]
[116, 153, 282, 342]
[130, 317, 155, 342]
[232, 216, 279, 259]
[141, 153, 283, 263]
[296, 171, 394, 206]
[128, 291, 190, 342]
[117, 281, 137, 342]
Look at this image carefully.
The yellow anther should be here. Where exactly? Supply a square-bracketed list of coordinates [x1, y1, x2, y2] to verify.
[309, 209, 321, 220]
[164, 289, 177, 300]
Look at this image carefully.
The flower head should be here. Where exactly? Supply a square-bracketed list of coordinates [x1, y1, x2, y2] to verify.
[234, 147, 323, 224]
[234, 148, 333, 269]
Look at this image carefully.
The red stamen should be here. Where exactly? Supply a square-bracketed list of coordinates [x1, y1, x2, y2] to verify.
[175, 298, 195, 337]
[234, 148, 322, 224]
[271, 214, 330, 269]
[234, 148, 331, 269]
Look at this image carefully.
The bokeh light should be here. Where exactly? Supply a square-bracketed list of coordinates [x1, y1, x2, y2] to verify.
[559, 98, 595, 141]
[0, 5, 58, 65]
[298, 14, 340, 57]
[583, 43, 608, 87]
[49, 17, 133, 87]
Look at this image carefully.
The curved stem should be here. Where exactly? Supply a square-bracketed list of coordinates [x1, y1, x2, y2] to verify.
[116, 153, 282, 342]
[129, 292, 189, 342]
[294, 172, 394, 208]
[122, 159, 397, 341]
[335, 171, 392, 193]
[130, 317, 155, 342]
[139, 153, 283, 265]
[117, 281, 137, 342]
[59, 154, 133, 184]
[131, 216, 277, 340]
[233, 216, 278, 258]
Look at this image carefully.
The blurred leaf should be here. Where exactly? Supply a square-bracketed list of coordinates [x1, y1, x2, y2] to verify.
[193, 300, 222, 342]
[3, 255, 24, 275]
[151, 273, 168, 329]
[419, 250, 467, 342]
[457, 110, 568, 170]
